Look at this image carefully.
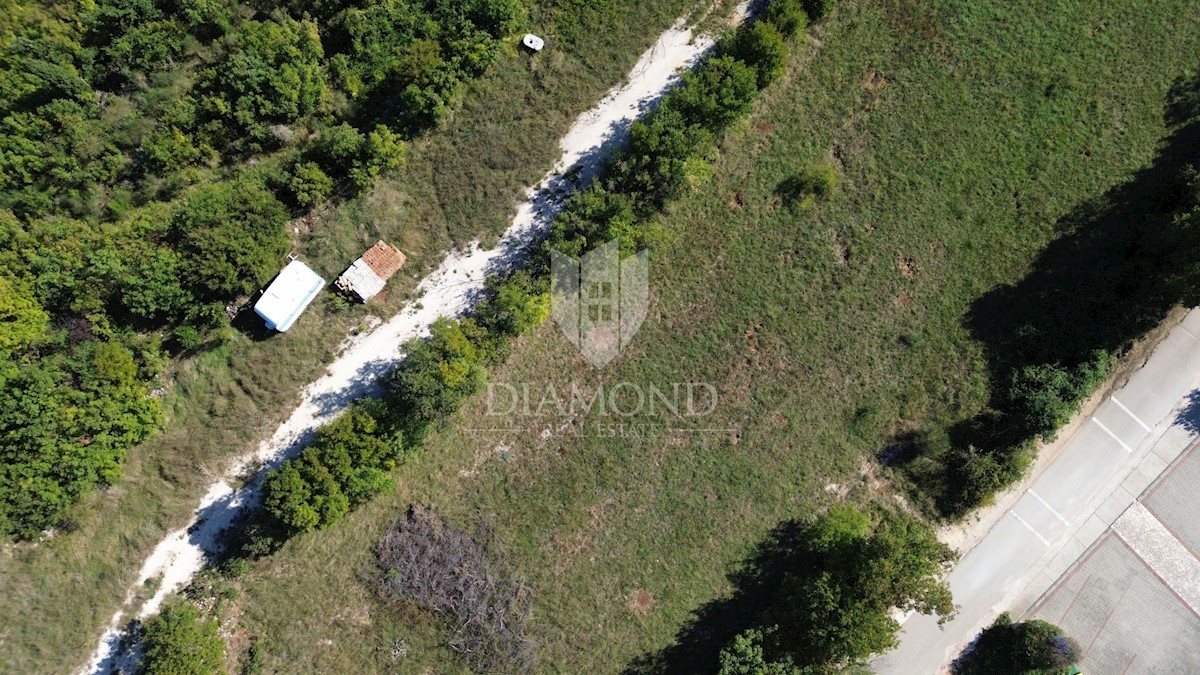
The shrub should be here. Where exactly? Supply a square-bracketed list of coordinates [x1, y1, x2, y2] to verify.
[725, 21, 788, 89]
[610, 108, 716, 210]
[1009, 351, 1109, 440]
[261, 405, 402, 535]
[954, 613, 1080, 675]
[288, 161, 334, 208]
[719, 629, 799, 675]
[780, 160, 839, 206]
[667, 55, 760, 133]
[546, 186, 641, 258]
[764, 0, 809, 38]
[172, 178, 290, 303]
[766, 507, 956, 669]
[951, 443, 1031, 512]
[391, 317, 490, 429]
[800, 0, 836, 21]
[307, 123, 407, 194]
[475, 271, 550, 340]
[139, 601, 226, 675]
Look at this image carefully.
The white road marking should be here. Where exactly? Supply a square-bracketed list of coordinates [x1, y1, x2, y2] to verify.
[1011, 510, 1051, 547]
[1092, 417, 1134, 453]
[1113, 503, 1200, 616]
[1179, 325, 1200, 345]
[1028, 488, 1070, 526]
[1111, 396, 1152, 433]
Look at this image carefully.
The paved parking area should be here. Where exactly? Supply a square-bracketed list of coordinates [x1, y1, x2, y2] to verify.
[876, 309, 1200, 674]
[1143, 445, 1200, 559]
[1031, 444, 1200, 674]
[1032, 533, 1200, 674]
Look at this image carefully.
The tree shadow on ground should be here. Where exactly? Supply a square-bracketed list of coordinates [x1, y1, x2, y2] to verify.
[891, 68, 1200, 516]
[623, 520, 808, 675]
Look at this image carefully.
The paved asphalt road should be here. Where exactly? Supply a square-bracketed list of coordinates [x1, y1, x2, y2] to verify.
[874, 308, 1200, 674]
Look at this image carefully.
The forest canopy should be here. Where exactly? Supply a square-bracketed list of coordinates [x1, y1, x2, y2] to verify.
[0, 0, 524, 538]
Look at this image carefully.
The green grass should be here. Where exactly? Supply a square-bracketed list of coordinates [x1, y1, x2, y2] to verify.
[0, 1, 708, 671]
[211, 0, 1200, 672]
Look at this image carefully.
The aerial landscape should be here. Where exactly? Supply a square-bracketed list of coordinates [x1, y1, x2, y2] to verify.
[3, 0, 1200, 673]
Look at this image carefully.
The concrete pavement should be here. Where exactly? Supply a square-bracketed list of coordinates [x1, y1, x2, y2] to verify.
[874, 308, 1200, 674]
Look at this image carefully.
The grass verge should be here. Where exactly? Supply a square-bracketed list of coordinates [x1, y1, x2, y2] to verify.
[216, 0, 1200, 672]
[0, 1, 707, 671]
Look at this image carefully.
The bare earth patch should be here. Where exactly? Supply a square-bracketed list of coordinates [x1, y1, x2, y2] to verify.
[627, 589, 655, 616]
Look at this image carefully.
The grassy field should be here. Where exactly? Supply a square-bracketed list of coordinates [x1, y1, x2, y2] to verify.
[213, 0, 1200, 673]
[0, 1, 711, 671]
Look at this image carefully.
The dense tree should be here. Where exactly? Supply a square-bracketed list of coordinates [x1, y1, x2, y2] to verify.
[761, 507, 956, 671]
[194, 18, 328, 151]
[0, 275, 47, 356]
[173, 178, 290, 304]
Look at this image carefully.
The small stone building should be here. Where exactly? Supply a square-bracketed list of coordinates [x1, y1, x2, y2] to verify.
[336, 240, 407, 302]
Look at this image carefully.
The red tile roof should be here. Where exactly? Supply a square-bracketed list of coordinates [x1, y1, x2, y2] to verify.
[360, 240, 406, 280]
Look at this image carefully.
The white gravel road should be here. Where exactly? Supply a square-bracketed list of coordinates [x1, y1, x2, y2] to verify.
[81, 6, 749, 673]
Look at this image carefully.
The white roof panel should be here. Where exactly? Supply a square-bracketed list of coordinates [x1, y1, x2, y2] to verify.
[254, 260, 325, 332]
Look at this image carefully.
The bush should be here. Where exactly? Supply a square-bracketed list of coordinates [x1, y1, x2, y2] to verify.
[780, 160, 839, 206]
[307, 123, 407, 194]
[667, 55, 760, 133]
[139, 601, 226, 675]
[261, 405, 403, 535]
[764, 0, 809, 39]
[724, 21, 788, 89]
[390, 317, 490, 428]
[765, 507, 956, 669]
[1009, 351, 1109, 440]
[172, 178, 290, 303]
[475, 271, 550, 340]
[545, 185, 641, 258]
[954, 613, 1080, 675]
[288, 161, 334, 209]
[719, 629, 799, 675]
[610, 108, 716, 210]
[800, 0, 836, 21]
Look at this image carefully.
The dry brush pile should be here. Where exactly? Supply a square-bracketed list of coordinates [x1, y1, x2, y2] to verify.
[376, 506, 537, 674]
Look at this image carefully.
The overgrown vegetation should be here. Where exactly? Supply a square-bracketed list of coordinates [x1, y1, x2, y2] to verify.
[0, 0, 522, 538]
[254, 0, 803, 546]
[1, 0, 712, 671]
[376, 506, 536, 674]
[953, 613, 1080, 675]
[215, 0, 1200, 670]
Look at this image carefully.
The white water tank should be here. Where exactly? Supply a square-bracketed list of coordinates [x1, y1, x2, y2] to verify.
[522, 34, 545, 52]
